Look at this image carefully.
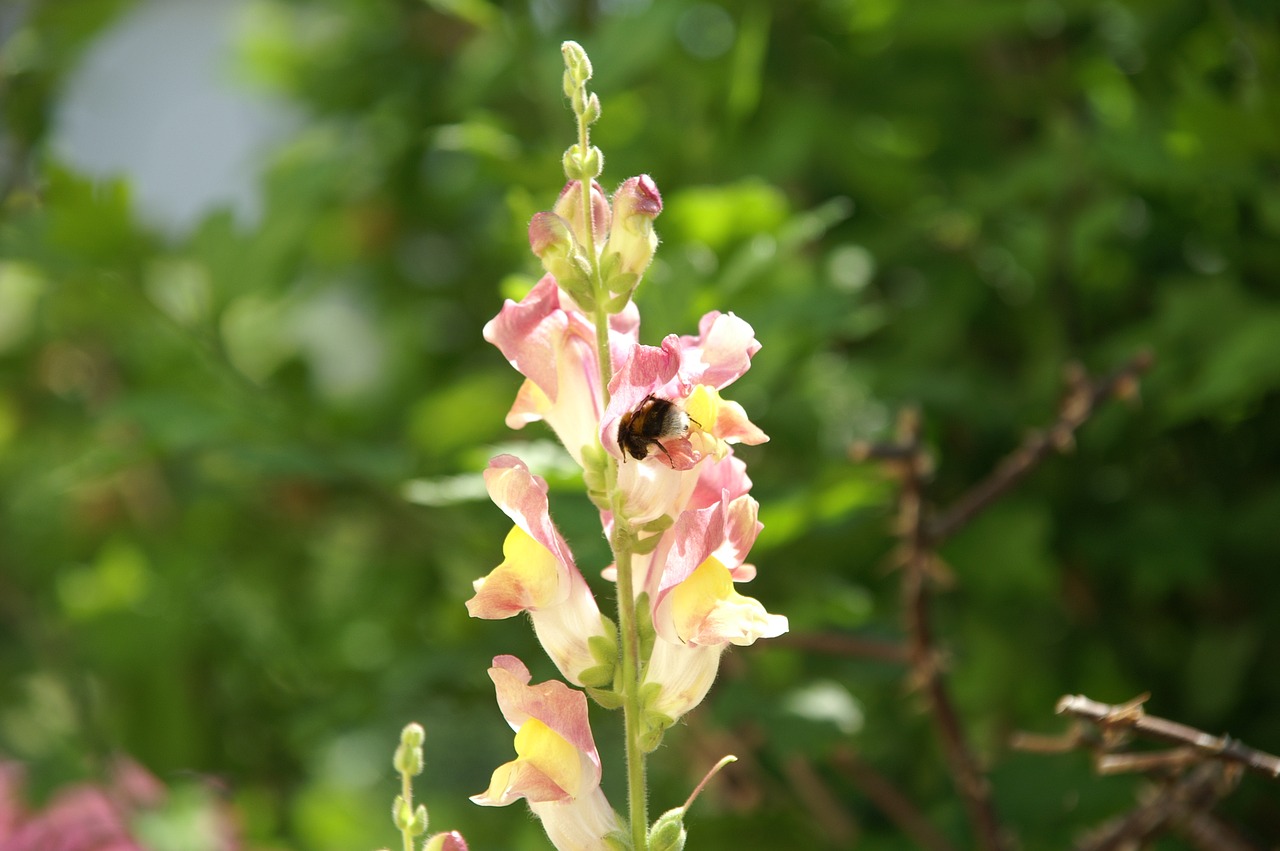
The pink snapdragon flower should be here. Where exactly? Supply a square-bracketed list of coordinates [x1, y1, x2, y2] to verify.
[472, 656, 621, 851]
[466, 456, 611, 686]
[601, 313, 769, 524]
[483, 275, 639, 468]
[642, 492, 787, 723]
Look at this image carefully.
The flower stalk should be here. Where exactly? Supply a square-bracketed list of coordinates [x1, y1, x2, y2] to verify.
[467, 39, 785, 851]
[563, 40, 649, 849]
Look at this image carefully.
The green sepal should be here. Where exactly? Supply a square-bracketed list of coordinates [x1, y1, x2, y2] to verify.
[393, 796, 428, 836]
[604, 290, 633, 314]
[589, 625, 618, 666]
[639, 708, 675, 753]
[581, 92, 602, 125]
[578, 664, 614, 688]
[630, 532, 662, 556]
[546, 258, 595, 310]
[581, 444, 611, 509]
[580, 624, 618, 686]
[603, 828, 633, 851]
[635, 592, 656, 666]
[648, 808, 688, 851]
[587, 686, 624, 710]
[638, 514, 674, 534]
[605, 270, 639, 297]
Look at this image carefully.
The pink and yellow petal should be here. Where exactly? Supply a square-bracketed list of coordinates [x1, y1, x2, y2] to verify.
[667, 558, 788, 647]
[487, 656, 601, 775]
[466, 525, 564, 618]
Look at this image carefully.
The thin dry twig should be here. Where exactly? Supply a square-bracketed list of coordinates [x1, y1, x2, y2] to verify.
[894, 408, 1012, 851]
[831, 747, 959, 851]
[1074, 762, 1238, 851]
[1177, 809, 1266, 851]
[1056, 694, 1280, 781]
[927, 350, 1153, 544]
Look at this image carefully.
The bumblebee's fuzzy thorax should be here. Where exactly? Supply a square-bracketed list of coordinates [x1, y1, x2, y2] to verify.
[617, 395, 691, 465]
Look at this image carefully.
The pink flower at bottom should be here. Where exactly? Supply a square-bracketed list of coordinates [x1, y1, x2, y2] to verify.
[472, 656, 621, 851]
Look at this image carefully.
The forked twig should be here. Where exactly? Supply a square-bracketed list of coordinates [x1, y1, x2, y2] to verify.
[1056, 694, 1280, 781]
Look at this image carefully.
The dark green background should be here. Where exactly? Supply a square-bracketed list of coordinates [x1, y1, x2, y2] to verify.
[2, 0, 1278, 848]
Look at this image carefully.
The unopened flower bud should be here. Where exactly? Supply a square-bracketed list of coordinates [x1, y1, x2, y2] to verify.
[553, 180, 611, 251]
[562, 145, 587, 180]
[561, 41, 592, 84]
[582, 92, 602, 125]
[528, 212, 594, 307]
[393, 796, 428, 836]
[423, 830, 469, 851]
[529, 211, 574, 258]
[394, 725, 424, 776]
[601, 175, 662, 300]
[648, 807, 688, 851]
[400, 722, 425, 749]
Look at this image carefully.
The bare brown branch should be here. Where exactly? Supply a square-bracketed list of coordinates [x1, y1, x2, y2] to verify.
[927, 351, 1154, 544]
[1074, 762, 1235, 851]
[1056, 694, 1280, 781]
[895, 409, 1012, 851]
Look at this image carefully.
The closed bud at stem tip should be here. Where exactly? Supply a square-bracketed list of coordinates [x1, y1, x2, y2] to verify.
[561, 41, 593, 83]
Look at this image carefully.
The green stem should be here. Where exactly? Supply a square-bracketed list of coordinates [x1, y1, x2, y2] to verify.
[593, 240, 648, 851]
[612, 531, 649, 851]
[400, 769, 415, 851]
[569, 62, 648, 851]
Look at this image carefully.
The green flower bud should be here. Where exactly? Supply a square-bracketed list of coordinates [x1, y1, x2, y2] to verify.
[582, 92, 602, 125]
[561, 41, 593, 83]
[393, 796, 427, 836]
[400, 722, 425, 749]
[648, 808, 688, 851]
[394, 725, 424, 776]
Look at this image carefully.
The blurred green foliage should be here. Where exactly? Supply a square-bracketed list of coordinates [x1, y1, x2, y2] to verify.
[2, 0, 1279, 848]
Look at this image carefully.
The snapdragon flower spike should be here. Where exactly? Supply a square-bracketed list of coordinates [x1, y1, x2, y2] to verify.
[466, 456, 610, 686]
[484, 275, 641, 468]
[473, 656, 622, 851]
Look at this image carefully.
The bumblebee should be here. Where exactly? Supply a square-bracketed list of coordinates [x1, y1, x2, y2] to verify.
[617, 394, 691, 466]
